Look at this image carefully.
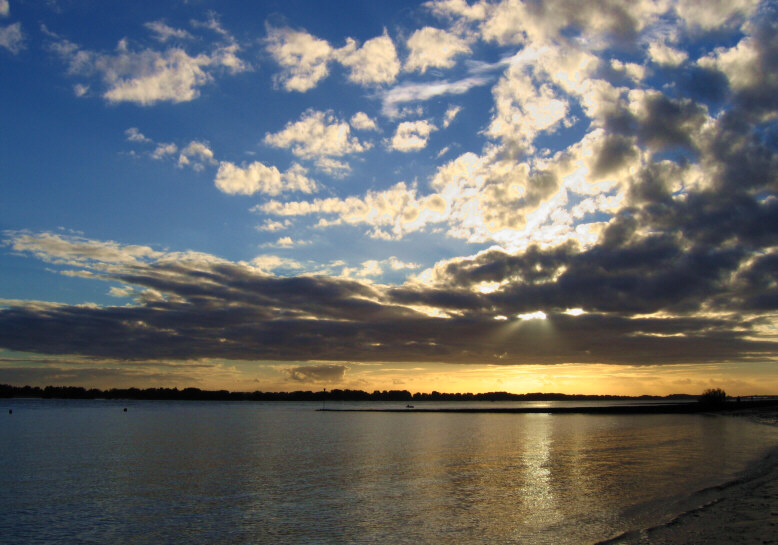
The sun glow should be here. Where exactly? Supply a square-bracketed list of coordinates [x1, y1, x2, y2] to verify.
[517, 311, 547, 321]
[476, 281, 502, 294]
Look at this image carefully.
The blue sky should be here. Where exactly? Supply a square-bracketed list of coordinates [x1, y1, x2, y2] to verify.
[1, 0, 777, 395]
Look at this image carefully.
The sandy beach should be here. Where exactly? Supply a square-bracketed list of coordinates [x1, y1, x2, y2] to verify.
[601, 410, 778, 545]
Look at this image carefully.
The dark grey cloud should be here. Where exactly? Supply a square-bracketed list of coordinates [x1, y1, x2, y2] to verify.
[604, 94, 706, 154]
[590, 134, 639, 179]
[637, 94, 707, 152]
[0, 246, 776, 367]
[285, 364, 348, 382]
[672, 66, 729, 109]
[0, 365, 208, 389]
[734, 6, 778, 117]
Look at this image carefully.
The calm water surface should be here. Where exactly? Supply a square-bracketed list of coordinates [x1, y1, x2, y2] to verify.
[2, 399, 777, 544]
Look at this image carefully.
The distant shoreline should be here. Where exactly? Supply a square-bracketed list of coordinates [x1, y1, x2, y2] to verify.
[0, 383, 699, 403]
[4, 383, 777, 415]
[319, 399, 778, 415]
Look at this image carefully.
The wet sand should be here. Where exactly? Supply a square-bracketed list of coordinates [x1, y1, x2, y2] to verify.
[600, 408, 778, 545]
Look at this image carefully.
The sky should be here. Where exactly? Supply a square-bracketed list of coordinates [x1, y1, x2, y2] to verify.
[1, 0, 777, 396]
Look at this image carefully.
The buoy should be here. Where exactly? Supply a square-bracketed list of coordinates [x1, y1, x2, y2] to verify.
[8, 409, 11, 415]
[123, 407, 127, 412]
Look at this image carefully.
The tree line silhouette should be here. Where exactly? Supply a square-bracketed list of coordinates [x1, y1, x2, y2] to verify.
[0, 383, 696, 402]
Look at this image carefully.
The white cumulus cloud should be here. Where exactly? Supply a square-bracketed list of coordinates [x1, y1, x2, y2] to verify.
[50, 25, 247, 105]
[265, 26, 333, 92]
[391, 120, 437, 152]
[178, 141, 217, 171]
[315, 157, 352, 178]
[405, 27, 471, 73]
[335, 32, 400, 85]
[350, 111, 378, 131]
[647, 41, 688, 66]
[151, 142, 178, 159]
[250, 255, 304, 273]
[264, 110, 370, 160]
[214, 161, 318, 196]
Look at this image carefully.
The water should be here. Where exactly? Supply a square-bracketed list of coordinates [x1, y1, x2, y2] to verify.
[1, 398, 777, 545]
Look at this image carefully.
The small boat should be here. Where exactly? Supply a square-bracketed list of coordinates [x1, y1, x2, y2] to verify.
[406, 404, 414, 408]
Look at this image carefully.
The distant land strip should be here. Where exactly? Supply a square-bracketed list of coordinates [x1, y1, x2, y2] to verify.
[3, 384, 777, 413]
[0, 383, 698, 402]
[319, 399, 778, 415]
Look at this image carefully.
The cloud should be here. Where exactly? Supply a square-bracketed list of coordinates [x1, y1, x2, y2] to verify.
[350, 111, 378, 131]
[108, 285, 134, 298]
[381, 75, 490, 117]
[214, 161, 318, 196]
[284, 364, 348, 382]
[190, 13, 231, 37]
[264, 109, 370, 160]
[256, 219, 291, 232]
[264, 236, 302, 248]
[442, 105, 461, 128]
[647, 40, 688, 66]
[424, 0, 488, 21]
[388, 256, 421, 270]
[2, 224, 778, 368]
[265, 26, 401, 90]
[100, 47, 212, 104]
[259, 128, 638, 251]
[250, 255, 304, 273]
[487, 52, 569, 147]
[50, 26, 247, 105]
[178, 141, 217, 171]
[261, 181, 447, 240]
[4, 0, 778, 381]
[125, 127, 151, 143]
[478, 0, 668, 47]
[145, 20, 193, 42]
[0, 22, 23, 54]
[335, 32, 400, 85]
[126, 130, 220, 172]
[265, 26, 333, 92]
[696, 10, 778, 120]
[152, 142, 178, 159]
[315, 157, 351, 178]
[405, 27, 471, 73]
[390, 120, 437, 152]
[3, 231, 162, 267]
[674, 0, 760, 30]
[424, 0, 487, 21]
[341, 257, 421, 278]
[260, 236, 313, 249]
